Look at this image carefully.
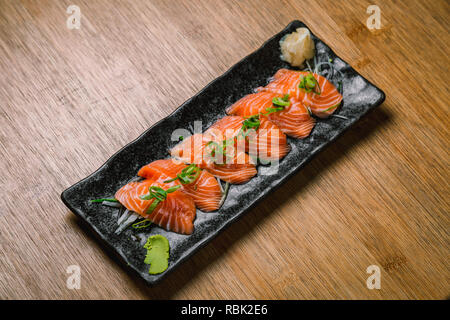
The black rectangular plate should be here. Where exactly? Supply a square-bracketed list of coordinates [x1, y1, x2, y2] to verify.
[61, 21, 385, 285]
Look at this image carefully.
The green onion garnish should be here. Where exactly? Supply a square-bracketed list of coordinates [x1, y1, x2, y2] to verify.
[132, 219, 152, 229]
[242, 115, 261, 130]
[165, 186, 181, 193]
[205, 141, 223, 157]
[299, 73, 321, 95]
[146, 199, 161, 214]
[272, 94, 290, 107]
[265, 106, 285, 115]
[139, 185, 181, 214]
[164, 164, 201, 185]
[237, 114, 261, 140]
[237, 100, 288, 140]
[205, 139, 235, 164]
[323, 102, 341, 112]
[90, 198, 118, 203]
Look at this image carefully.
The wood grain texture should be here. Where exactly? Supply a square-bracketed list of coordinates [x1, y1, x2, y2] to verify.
[0, 0, 448, 299]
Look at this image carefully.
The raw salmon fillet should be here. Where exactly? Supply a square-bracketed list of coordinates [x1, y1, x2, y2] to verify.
[301, 71, 343, 118]
[257, 68, 343, 118]
[206, 115, 290, 162]
[137, 159, 222, 212]
[170, 133, 257, 184]
[115, 179, 196, 234]
[226, 91, 315, 139]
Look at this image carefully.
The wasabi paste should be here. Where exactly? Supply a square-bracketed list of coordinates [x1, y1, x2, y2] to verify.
[143, 235, 170, 274]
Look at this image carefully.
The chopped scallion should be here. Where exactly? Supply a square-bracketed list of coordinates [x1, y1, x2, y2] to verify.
[90, 198, 118, 203]
[132, 219, 152, 229]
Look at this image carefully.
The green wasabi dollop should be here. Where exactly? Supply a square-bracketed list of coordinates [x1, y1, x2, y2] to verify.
[143, 235, 169, 274]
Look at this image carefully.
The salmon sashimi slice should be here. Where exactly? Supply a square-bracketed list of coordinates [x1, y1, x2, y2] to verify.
[170, 133, 209, 165]
[206, 115, 290, 162]
[170, 133, 257, 184]
[138, 159, 186, 183]
[257, 68, 343, 118]
[115, 179, 196, 234]
[256, 115, 291, 161]
[202, 152, 257, 184]
[137, 159, 222, 212]
[256, 68, 302, 97]
[300, 71, 343, 118]
[205, 116, 244, 139]
[226, 91, 315, 139]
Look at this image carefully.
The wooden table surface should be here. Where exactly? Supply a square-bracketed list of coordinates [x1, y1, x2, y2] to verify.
[0, 0, 448, 300]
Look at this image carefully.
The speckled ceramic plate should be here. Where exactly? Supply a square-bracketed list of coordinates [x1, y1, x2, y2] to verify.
[61, 20, 385, 285]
